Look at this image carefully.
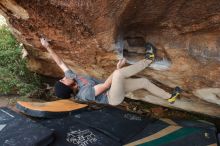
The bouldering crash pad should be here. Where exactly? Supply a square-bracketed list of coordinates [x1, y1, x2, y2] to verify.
[38, 107, 151, 146]
[0, 107, 54, 146]
[37, 107, 219, 146]
[16, 99, 88, 118]
[124, 119, 218, 146]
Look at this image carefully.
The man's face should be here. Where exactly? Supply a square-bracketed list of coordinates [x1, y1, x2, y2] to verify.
[60, 77, 78, 90]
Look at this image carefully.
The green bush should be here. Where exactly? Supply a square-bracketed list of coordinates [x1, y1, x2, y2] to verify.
[0, 26, 42, 96]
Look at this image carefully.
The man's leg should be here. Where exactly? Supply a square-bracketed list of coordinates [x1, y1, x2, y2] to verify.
[124, 78, 171, 99]
[108, 70, 125, 105]
[108, 59, 152, 105]
[118, 59, 152, 78]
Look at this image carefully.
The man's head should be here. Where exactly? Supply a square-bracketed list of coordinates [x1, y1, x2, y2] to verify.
[54, 77, 78, 99]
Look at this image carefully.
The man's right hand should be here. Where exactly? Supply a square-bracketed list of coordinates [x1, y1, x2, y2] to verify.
[40, 38, 50, 48]
[40, 37, 70, 72]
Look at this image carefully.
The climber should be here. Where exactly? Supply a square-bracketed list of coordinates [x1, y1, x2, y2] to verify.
[40, 38, 181, 105]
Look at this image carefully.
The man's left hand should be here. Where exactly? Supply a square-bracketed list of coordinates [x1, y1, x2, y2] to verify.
[117, 58, 126, 69]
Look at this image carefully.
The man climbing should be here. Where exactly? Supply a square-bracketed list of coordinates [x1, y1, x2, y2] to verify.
[40, 38, 181, 105]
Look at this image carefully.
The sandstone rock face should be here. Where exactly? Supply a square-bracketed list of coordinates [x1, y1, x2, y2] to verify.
[1, 0, 220, 117]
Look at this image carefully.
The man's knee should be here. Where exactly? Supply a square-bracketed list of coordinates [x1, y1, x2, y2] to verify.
[108, 95, 124, 106]
[113, 69, 123, 78]
[108, 99, 123, 106]
[142, 78, 150, 86]
[143, 78, 150, 83]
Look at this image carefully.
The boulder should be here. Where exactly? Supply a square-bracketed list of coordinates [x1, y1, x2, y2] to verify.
[0, 0, 220, 117]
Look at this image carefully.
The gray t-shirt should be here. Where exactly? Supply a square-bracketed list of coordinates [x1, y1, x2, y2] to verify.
[65, 69, 108, 104]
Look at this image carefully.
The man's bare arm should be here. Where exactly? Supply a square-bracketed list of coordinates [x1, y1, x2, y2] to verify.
[94, 73, 113, 96]
[40, 38, 69, 72]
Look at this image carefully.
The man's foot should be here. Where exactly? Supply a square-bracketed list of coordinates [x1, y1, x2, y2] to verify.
[168, 86, 182, 104]
[145, 43, 157, 61]
[145, 52, 155, 61]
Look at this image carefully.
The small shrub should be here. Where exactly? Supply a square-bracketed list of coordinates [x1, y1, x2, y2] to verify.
[0, 26, 42, 96]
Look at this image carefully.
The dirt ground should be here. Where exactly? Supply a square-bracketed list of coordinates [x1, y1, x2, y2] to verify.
[0, 94, 48, 112]
[0, 95, 19, 114]
[0, 95, 17, 107]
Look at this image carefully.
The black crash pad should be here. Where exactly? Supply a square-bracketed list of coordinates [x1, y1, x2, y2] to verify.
[14, 104, 219, 146]
[124, 119, 218, 146]
[218, 133, 220, 145]
[38, 107, 152, 145]
[39, 118, 121, 146]
[71, 107, 152, 143]
[0, 107, 54, 146]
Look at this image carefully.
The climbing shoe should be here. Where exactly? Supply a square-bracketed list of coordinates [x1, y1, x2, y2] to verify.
[168, 86, 182, 104]
[145, 43, 157, 60]
[145, 52, 155, 60]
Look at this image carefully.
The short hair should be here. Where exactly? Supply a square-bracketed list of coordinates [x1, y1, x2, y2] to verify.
[54, 81, 73, 99]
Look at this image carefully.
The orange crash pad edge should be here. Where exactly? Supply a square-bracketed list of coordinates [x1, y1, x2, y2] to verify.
[16, 99, 88, 112]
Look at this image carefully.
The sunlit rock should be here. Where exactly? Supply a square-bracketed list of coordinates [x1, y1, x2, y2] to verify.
[0, 0, 220, 117]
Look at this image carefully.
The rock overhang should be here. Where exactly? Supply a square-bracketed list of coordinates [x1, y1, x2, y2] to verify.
[0, 0, 220, 117]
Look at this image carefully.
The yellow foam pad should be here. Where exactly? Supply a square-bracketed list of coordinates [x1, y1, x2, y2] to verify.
[17, 99, 87, 112]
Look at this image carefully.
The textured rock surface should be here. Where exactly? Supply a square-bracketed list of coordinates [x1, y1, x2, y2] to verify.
[0, 15, 6, 25]
[0, 0, 220, 117]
